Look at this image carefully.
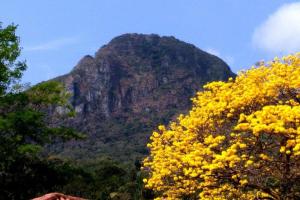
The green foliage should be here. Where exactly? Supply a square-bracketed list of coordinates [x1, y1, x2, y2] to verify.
[0, 83, 83, 199]
[28, 81, 72, 107]
[55, 158, 155, 200]
[0, 22, 83, 199]
[0, 23, 26, 95]
[0, 157, 77, 199]
[0, 83, 83, 159]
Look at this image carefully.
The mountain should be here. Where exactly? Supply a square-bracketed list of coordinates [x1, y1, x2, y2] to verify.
[49, 33, 235, 162]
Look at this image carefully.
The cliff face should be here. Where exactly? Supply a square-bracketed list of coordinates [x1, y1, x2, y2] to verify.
[52, 33, 235, 161]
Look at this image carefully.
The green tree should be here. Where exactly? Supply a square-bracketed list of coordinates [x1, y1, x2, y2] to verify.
[0, 23, 82, 199]
[0, 22, 26, 95]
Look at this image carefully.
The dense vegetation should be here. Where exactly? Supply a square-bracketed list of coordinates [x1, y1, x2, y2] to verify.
[0, 22, 80, 199]
[143, 54, 300, 199]
[0, 23, 154, 200]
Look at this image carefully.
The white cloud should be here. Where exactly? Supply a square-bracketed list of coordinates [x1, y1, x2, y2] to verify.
[24, 36, 79, 51]
[253, 2, 300, 54]
[223, 55, 235, 66]
[206, 48, 221, 57]
[205, 47, 235, 66]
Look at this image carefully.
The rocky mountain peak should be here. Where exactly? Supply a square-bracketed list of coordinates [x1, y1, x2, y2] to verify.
[52, 33, 235, 161]
[72, 55, 95, 71]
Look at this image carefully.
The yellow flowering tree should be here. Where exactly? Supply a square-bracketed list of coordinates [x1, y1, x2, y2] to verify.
[143, 53, 300, 199]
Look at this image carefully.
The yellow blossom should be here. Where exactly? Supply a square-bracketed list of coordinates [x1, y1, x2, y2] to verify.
[143, 53, 300, 199]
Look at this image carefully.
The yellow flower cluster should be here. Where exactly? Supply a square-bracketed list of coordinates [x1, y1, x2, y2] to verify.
[143, 53, 300, 199]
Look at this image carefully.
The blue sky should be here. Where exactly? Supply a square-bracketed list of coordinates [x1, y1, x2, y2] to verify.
[1, 0, 300, 84]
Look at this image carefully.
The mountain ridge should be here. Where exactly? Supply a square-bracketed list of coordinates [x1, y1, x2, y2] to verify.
[49, 33, 235, 162]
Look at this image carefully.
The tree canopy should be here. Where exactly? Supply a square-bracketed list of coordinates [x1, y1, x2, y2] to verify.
[0, 23, 83, 199]
[0, 22, 26, 95]
[143, 53, 300, 199]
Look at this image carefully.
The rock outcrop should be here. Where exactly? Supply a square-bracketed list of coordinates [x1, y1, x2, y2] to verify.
[50, 33, 235, 162]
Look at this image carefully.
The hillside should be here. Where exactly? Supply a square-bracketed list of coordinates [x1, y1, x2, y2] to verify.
[49, 33, 235, 162]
